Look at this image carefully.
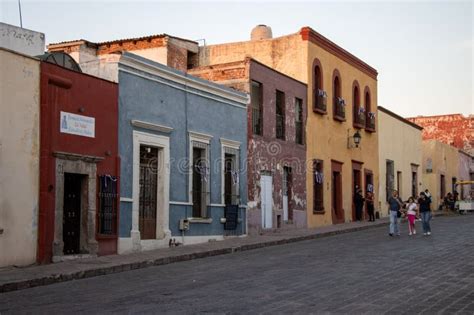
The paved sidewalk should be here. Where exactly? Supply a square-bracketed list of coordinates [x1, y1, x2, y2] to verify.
[0, 212, 449, 293]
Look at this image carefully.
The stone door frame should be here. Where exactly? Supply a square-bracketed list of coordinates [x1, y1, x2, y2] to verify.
[53, 151, 103, 260]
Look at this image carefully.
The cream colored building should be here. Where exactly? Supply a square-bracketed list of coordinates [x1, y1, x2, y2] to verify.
[422, 140, 460, 210]
[0, 48, 40, 267]
[377, 106, 423, 215]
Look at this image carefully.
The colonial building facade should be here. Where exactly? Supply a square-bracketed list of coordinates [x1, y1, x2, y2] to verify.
[377, 106, 423, 214]
[38, 56, 119, 263]
[189, 58, 308, 233]
[422, 140, 460, 210]
[196, 25, 380, 227]
[115, 53, 248, 252]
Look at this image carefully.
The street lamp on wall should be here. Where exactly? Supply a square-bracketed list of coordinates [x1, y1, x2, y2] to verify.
[347, 129, 362, 149]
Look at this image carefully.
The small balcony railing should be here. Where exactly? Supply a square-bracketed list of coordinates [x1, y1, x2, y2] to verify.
[313, 89, 327, 114]
[366, 112, 376, 132]
[333, 97, 346, 121]
[353, 107, 366, 128]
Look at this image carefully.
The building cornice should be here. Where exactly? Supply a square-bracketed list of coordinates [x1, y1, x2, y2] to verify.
[378, 106, 424, 131]
[300, 27, 378, 80]
[119, 53, 249, 107]
[131, 120, 173, 133]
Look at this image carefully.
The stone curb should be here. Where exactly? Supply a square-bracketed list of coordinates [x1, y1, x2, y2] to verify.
[1, 214, 453, 294]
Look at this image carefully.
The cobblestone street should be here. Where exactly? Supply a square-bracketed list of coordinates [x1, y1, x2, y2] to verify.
[1, 215, 474, 314]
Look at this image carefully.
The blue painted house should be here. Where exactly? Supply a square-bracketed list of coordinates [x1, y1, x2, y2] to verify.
[117, 53, 248, 253]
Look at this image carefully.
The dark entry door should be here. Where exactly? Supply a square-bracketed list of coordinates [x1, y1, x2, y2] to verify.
[192, 148, 205, 217]
[139, 145, 158, 240]
[352, 169, 361, 221]
[224, 154, 233, 206]
[63, 173, 82, 255]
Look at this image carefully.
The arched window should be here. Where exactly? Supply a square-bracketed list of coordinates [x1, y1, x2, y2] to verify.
[313, 59, 326, 114]
[364, 87, 375, 131]
[332, 69, 345, 121]
[353, 81, 363, 128]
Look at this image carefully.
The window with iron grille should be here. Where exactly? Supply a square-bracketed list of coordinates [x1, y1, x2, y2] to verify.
[192, 142, 210, 218]
[313, 160, 324, 212]
[276, 90, 285, 140]
[295, 97, 303, 145]
[98, 175, 118, 235]
[251, 81, 263, 136]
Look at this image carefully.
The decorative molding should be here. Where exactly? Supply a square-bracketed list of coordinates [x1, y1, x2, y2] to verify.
[220, 138, 241, 149]
[210, 203, 226, 208]
[189, 131, 213, 144]
[170, 201, 193, 206]
[131, 120, 173, 133]
[300, 27, 378, 80]
[119, 53, 249, 107]
[188, 218, 213, 224]
[53, 151, 104, 163]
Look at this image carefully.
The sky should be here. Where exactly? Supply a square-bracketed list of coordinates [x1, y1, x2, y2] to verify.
[1, 0, 472, 117]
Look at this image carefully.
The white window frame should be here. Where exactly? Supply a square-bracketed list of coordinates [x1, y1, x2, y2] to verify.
[132, 130, 171, 249]
[220, 138, 241, 205]
[189, 131, 212, 217]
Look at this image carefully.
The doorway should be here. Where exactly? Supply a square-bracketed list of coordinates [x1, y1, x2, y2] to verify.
[261, 174, 273, 229]
[364, 170, 374, 219]
[63, 173, 84, 255]
[352, 161, 362, 221]
[283, 166, 292, 222]
[139, 145, 159, 240]
[331, 161, 344, 224]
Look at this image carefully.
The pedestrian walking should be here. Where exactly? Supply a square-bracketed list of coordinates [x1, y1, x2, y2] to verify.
[388, 190, 403, 237]
[366, 191, 375, 222]
[418, 192, 432, 235]
[406, 197, 418, 236]
[354, 188, 365, 221]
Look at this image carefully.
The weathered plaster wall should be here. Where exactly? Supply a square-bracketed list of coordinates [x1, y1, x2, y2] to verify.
[198, 27, 379, 228]
[407, 115, 474, 156]
[422, 140, 459, 210]
[0, 22, 45, 56]
[0, 49, 40, 267]
[190, 59, 308, 233]
[378, 108, 423, 215]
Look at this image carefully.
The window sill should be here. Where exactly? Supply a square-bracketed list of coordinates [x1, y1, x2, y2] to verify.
[313, 210, 325, 215]
[353, 122, 365, 129]
[96, 234, 118, 239]
[333, 115, 346, 122]
[365, 127, 376, 133]
[188, 217, 213, 224]
[313, 107, 327, 115]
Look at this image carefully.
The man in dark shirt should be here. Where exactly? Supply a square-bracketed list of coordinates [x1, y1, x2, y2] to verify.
[419, 192, 432, 235]
[388, 190, 403, 236]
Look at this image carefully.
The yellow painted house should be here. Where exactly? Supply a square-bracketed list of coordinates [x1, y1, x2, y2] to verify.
[199, 25, 380, 227]
[422, 140, 460, 210]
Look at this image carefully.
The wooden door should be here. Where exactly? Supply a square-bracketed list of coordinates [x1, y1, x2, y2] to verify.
[139, 145, 158, 240]
[63, 173, 82, 255]
[331, 161, 344, 224]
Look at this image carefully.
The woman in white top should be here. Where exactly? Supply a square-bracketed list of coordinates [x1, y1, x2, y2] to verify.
[406, 197, 418, 236]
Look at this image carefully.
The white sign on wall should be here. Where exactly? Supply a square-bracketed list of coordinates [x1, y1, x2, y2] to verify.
[60, 111, 95, 138]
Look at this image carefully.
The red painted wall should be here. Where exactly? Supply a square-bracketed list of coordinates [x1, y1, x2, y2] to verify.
[38, 62, 119, 263]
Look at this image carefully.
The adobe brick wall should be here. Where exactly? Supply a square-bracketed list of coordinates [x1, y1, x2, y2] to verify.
[407, 114, 474, 155]
[97, 38, 166, 55]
